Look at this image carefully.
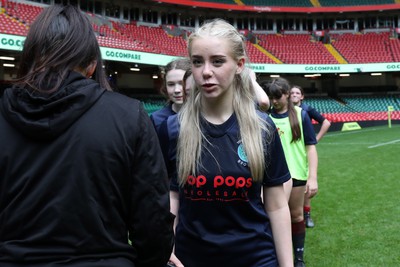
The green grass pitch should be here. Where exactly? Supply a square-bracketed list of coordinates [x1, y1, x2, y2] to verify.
[304, 124, 400, 266]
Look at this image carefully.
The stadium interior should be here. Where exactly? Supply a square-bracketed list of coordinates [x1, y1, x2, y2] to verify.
[0, 0, 399, 128]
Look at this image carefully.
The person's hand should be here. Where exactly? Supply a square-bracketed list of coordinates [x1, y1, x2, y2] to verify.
[305, 178, 318, 198]
[168, 252, 184, 267]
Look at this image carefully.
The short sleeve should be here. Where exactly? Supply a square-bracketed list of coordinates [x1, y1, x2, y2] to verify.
[306, 105, 326, 124]
[301, 110, 318, 146]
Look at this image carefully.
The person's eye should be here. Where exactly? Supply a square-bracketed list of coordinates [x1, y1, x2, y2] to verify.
[213, 58, 225, 66]
[192, 59, 202, 67]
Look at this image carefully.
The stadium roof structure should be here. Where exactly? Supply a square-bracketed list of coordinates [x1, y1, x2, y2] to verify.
[153, 0, 400, 13]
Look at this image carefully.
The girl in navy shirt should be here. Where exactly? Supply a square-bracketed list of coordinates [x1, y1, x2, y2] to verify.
[159, 19, 293, 267]
[150, 58, 191, 132]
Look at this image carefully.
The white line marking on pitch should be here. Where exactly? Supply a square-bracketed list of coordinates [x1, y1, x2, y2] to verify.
[324, 128, 377, 137]
[368, 139, 400, 149]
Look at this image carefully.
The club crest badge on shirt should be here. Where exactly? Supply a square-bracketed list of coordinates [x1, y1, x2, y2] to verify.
[237, 142, 248, 167]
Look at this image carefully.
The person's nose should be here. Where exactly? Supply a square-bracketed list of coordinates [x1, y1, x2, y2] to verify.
[202, 62, 213, 79]
[174, 84, 182, 94]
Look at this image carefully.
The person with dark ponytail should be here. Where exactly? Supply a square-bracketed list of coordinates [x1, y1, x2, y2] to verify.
[291, 85, 331, 228]
[0, 5, 173, 267]
[261, 77, 318, 267]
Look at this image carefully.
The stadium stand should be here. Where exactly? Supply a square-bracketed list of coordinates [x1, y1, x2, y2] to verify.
[246, 0, 312, 6]
[0, 0, 399, 122]
[246, 41, 277, 63]
[0, 9, 28, 36]
[2, 1, 42, 26]
[318, 0, 395, 6]
[195, 0, 313, 6]
[331, 32, 394, 63]
[341, 95, 400, 112]
[304, 96, 352, 114]
[304, 95, 400, 122]
[388, 37, 400, 62]
[2, 1, 400, 65]
[257, 34, 338, 64]
[141, 98, 167, 115]
[195, 0, 236, 4]
[177, 0, 396, 7]
[123, 24, 188, 56]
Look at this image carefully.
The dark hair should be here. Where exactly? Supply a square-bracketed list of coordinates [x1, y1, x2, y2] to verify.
[181, 68, 193, 100]
[183, 68, 192, 85]
[160, 58, 191, 100]
[15, 5, 111, 92]
[260, 77, 301, 142]
[291, 84, 305, 96]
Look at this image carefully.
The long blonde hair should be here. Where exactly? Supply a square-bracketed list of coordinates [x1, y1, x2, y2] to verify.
[176, 19, 273, 186]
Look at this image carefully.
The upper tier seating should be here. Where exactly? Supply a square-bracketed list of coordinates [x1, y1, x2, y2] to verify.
[257, 34, 338, 64]
[387, 39, 400, 62]
[2, 2, 400, 65]
[2, 3, 189, 56]
[194, 0, 312, 6]
[0, 12, 27, 36]
[246, 0, 312, 6]
[331, 32, 394, 63]
[159, 0, 395, 6]
[318, 0, 394, 6]
[194, 0, 235, 4]
[3, 1, 42, 26]
[122, 23, 188, 56]
[246, 42, 277, 63]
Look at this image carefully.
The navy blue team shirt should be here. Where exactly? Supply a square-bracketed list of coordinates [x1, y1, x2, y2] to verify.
[300, 102, 326, 124]
[150, 103, 175, 133]
[158, 112, 291, 267]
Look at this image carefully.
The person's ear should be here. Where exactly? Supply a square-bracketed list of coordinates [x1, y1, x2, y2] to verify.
[236, 57, 245, 74]
[86, 60, 97, 78]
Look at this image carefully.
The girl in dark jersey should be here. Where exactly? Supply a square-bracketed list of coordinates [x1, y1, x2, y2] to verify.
[150, 58, 191, 132]
[290, 85, 331, 143]
[0, 5, 173, 267]
[261, 78, 318, 267]
[159, 19, 293, 267]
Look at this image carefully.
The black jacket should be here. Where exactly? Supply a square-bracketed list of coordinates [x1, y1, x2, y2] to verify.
[0, 72, 174, 267]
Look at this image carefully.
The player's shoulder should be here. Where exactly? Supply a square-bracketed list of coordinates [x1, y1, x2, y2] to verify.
[300, 102, 312, 111]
